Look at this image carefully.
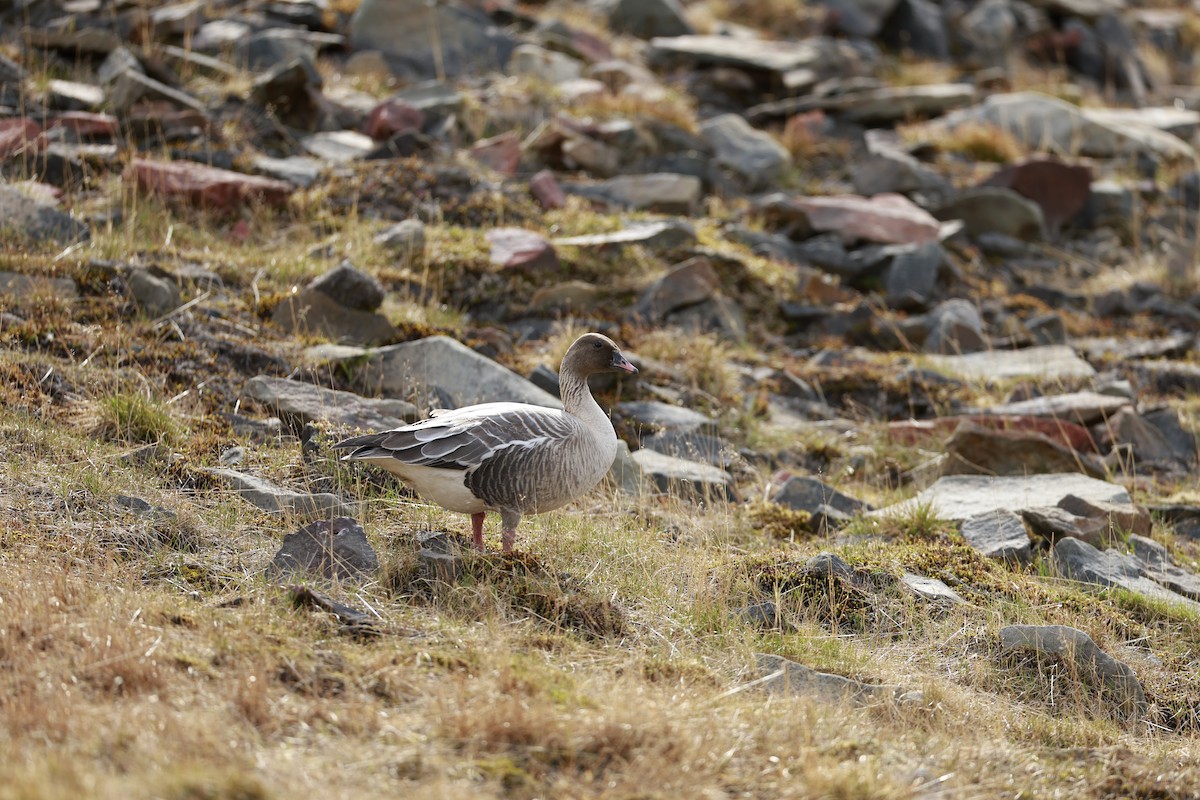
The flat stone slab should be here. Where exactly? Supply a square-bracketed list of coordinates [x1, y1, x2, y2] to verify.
[631, 448, 734, 502]
[877, 474, 1132, 522]
[902, 572, 965, 604]
[552, 219, 696, 250]
[244, 376, 418, 432]
[982, 391, 1131, 426]
[356, 335, 562, 410]
[772, 475, 869, 516]
[206, 468, 357, 518]
[0, 270, 78, 300]
[614, 401, 717, 436]
[925, 345, 1095, 382]
[757, 653, 902, 704]
[1054, 537, 1200, 614]
[960, 509, 1032, 563]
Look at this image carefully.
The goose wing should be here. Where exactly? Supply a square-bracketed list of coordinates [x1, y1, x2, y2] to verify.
[334, 402, 580, 471]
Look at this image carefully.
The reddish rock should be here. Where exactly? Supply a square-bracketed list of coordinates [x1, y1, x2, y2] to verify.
[530, 169, 566, 209]
[471, 131, 522, 177]
[486, 227, 559, 271]
[125, 158, 293, 211]
[942, 421, 1107, 478]
[983, 158, 1092, 231]
[0, 118, 42, 158]
[364, 98, 424, 141]
[762, 192, 941, 245]
[46, 111, 120, 139]
[889, 414, 1099, 453]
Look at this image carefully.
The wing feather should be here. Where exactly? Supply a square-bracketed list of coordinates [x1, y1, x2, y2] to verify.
[334, 403, 580, 471]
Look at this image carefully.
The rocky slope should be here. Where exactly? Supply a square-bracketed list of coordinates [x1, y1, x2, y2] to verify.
[2, 0, 1200, 797]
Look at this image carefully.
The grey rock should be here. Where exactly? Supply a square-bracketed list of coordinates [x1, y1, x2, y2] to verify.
[1020, 506, 1112, 547]
[757, 653, 901, 704]
[301, 131, 376, 162]
[881, 0, 950, 58]
[609, 0, 694, 38]
[251, 155, 324, 188]
[1104, 407, 1195, 470]
[829, 84, 975, 125]
[884, 241, 943, 309]
[958, 0, 1016, 66]
[738, 601, 790, 630]
[0, 186, 90, 246]
[508, 44, 583, 83]
[922, 299, 987, 354]
[931, 91, 1195, 162]
[772, 476, 868, 516]
[590, 173, 702, 213]
[642, 431, 735, 469]
[244, 376, 418, 432]
[936, 187, 1045, 241]
[239, 29, 319, 75]
[127, 267, 181, 317]
[851, 145, 950, 198]
[267, 517, 379, 582]
[1143, 408, 1198, 467]
[1129, 360, 1200, 396]
[206, 468, 357, 519]
[613, 401, 717, 437]
[553, 219, 696, 250]
[416, 530, 461, 584]
[349, 0, 518, 79]
[98, 47, 142, 85]
[902, 572, 965, 604]
[46, 78, 103, 111]
[984, 391, 1130, 426]
[249, 58, 321, 130]
[107, 68, 205, 115]
[1078, 180, 1134, 230]
[960, 509, 1032, 563]
[700, 114, 791, 191]
[1057, 494, 1151, 539]
[375, 219, 426, 254]
[925, 345, 1095, 381]
[648, 34, 861, 81]
[999, 624, 1146, 718]
[631, 448, 735, 502]
[666, 294, 748, 341]
[1129, 535, 1200, 601]
[628, 256, 720, 318]
[272, 288, 396, 346]
[1053, 537, 1200, 612]
[308, 261, 385, 312]
[0, 270, 78, 300]
[1026, 312, 1067, 345]
[359, 336, 562, 409]
[878, 473, 1134, 522]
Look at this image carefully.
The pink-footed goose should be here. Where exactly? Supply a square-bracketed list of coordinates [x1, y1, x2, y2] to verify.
[334, 333, 637, 553]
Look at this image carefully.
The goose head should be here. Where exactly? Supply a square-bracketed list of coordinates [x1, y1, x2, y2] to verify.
[562, 333, 638, 378]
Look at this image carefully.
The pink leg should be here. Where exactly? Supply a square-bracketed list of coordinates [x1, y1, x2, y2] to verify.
[501, 529, 516, 555]
[471, 512, 486, 551]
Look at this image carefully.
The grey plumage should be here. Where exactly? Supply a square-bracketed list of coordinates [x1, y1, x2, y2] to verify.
[334, 333, 638, 553]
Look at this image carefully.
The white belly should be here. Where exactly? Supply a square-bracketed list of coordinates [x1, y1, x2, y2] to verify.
[363, 458, 486, 514]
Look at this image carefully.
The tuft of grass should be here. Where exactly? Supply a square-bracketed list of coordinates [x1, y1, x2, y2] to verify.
[929, 121, 1024, 163]
[93, 391, 182, 446]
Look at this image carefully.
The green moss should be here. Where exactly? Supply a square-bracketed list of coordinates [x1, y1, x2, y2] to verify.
[95, 391, 182, 446]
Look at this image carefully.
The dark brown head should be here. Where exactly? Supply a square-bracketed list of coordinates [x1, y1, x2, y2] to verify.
[561, 333, 638, 378]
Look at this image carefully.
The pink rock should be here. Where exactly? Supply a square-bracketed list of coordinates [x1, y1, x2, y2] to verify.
[0, 119, 42, 159]
[530, 169, 566, 210]
[125, 158, 293, 211]
[364, 98, 424, 141]
[46, 112, 119, 139]
[983, 158, 1092, 231]
[471, 131, 522, 177]
[486, 227, 558, 271]
[764, 192, 942, 245]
